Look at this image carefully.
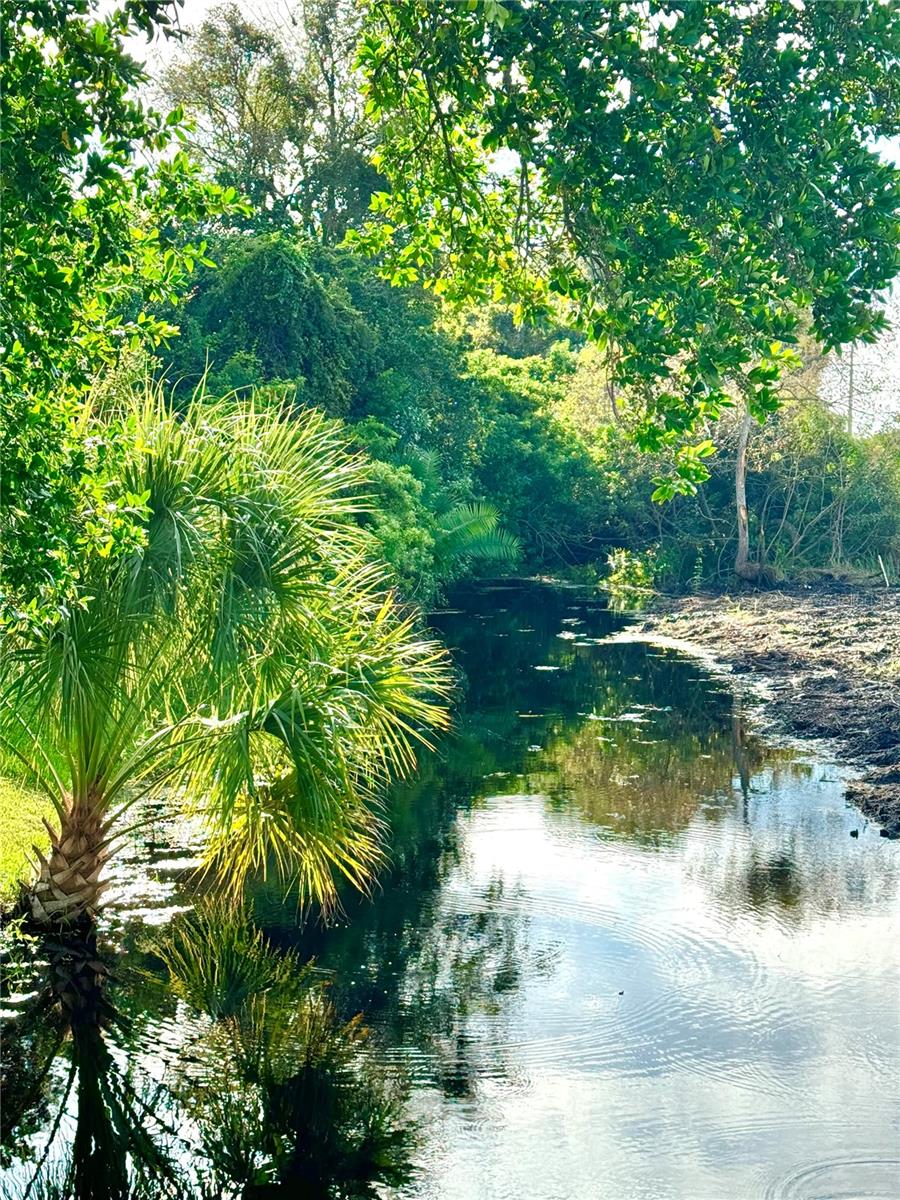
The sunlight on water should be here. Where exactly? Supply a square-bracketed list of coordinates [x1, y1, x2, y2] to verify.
[2, 581, 898, 1199]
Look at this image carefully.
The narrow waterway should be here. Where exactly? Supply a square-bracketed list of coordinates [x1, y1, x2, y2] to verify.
[3, 582, 899, 1199]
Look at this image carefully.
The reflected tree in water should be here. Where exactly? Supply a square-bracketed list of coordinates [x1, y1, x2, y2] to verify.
[151, 904, 416, 1199]
[531, 694, 774, 843]
[0, 931, 183, 1200]
[299, 856, 558, 1099]
[1, 907, 416, 1200]
[743, 852, 804, 910]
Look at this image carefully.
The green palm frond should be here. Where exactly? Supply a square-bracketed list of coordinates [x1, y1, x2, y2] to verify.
[398, 444, 443, 492]
[0, 381, 451, 918]
[434, 501, 521, 570]
[178, 579, 450, 909]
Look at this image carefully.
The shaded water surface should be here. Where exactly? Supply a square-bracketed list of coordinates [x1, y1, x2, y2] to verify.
[2, 583, 899, 1199]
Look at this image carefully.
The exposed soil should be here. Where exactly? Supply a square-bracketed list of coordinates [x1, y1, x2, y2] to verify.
[637, 585, 900, 836]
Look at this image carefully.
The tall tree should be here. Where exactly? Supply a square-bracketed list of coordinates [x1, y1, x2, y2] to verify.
[1, 0, 234, 610]
[158, 0, 379, 238]
[354, 0, 900, 499]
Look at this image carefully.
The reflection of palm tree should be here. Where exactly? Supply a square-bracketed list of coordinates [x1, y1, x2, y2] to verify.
[3, 908, 415, 1200]
[152, 904, 416, 1199]
[1, 931, 182, 1200]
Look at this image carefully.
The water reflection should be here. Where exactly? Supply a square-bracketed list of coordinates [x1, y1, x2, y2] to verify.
[1, 931, 182, 1199]
[153, 905, 416, 1198]
[529, 701, 774, 841]
[1, 909, 418, 1200]
[3, 581, 899, 1200]
[301, 583, 900, 1199]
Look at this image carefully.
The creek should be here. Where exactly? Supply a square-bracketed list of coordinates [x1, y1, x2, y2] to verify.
[2, 582, 898, 1199]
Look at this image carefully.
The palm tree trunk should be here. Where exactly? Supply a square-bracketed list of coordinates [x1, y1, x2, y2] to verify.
[31, 801, 110, 926]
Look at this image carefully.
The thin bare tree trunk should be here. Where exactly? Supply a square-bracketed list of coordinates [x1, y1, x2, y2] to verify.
[830, 497, 846, 566]
[734, 406, 759, 581]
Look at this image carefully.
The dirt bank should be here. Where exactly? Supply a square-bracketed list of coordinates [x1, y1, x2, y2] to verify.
[637, 586, 900, 836]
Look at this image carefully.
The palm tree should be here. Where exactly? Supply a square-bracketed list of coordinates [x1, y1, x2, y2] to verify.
[400, 447, 521, 581]
[433, 500, 520, 579]
[0, 388, 450, 927]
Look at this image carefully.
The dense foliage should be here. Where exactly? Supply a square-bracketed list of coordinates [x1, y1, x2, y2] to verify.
[0, 0, 241, 608]
[650, 399, 900, 588]
[2, 0, 900, 931]
[157, 229, 900, 594]
[356, 0, 900, 492]
[158, 234, 651, 594]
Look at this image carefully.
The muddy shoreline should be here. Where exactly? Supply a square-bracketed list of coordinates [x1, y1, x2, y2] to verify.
[637, 586, 900, 836]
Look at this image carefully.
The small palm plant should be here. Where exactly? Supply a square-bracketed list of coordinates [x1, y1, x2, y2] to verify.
[433, 500, 520, 578]
[0, 388, 450, 927]
[402, 447, 520, 581]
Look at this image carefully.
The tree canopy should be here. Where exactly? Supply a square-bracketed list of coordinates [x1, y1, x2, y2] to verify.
[158, 0, 380, 239]
[0, 0, 235, 609]
[355, 0, 900, 493]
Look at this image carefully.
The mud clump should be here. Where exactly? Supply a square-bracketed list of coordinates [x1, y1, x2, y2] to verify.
[639, 586, 900, 835]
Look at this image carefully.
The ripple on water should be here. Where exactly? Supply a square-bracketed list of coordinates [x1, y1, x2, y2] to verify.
[762, 1155, 900, 1199]
[437, 873, 806, 1100]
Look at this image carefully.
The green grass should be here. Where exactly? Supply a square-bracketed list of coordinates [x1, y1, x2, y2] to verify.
[0, 777, 52, 908]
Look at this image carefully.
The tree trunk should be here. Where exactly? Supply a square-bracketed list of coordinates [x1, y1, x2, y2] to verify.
[734, 406, 761, 582]
[31, 801, 110, 926]
[830, 496, 846, 566]
[731, 691, 751, 822]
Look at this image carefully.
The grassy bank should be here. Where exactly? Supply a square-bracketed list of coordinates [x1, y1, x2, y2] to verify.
[0, 778, 52, 908]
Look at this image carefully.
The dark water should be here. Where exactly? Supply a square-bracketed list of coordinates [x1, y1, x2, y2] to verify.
[2, 582, 899, 1199]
